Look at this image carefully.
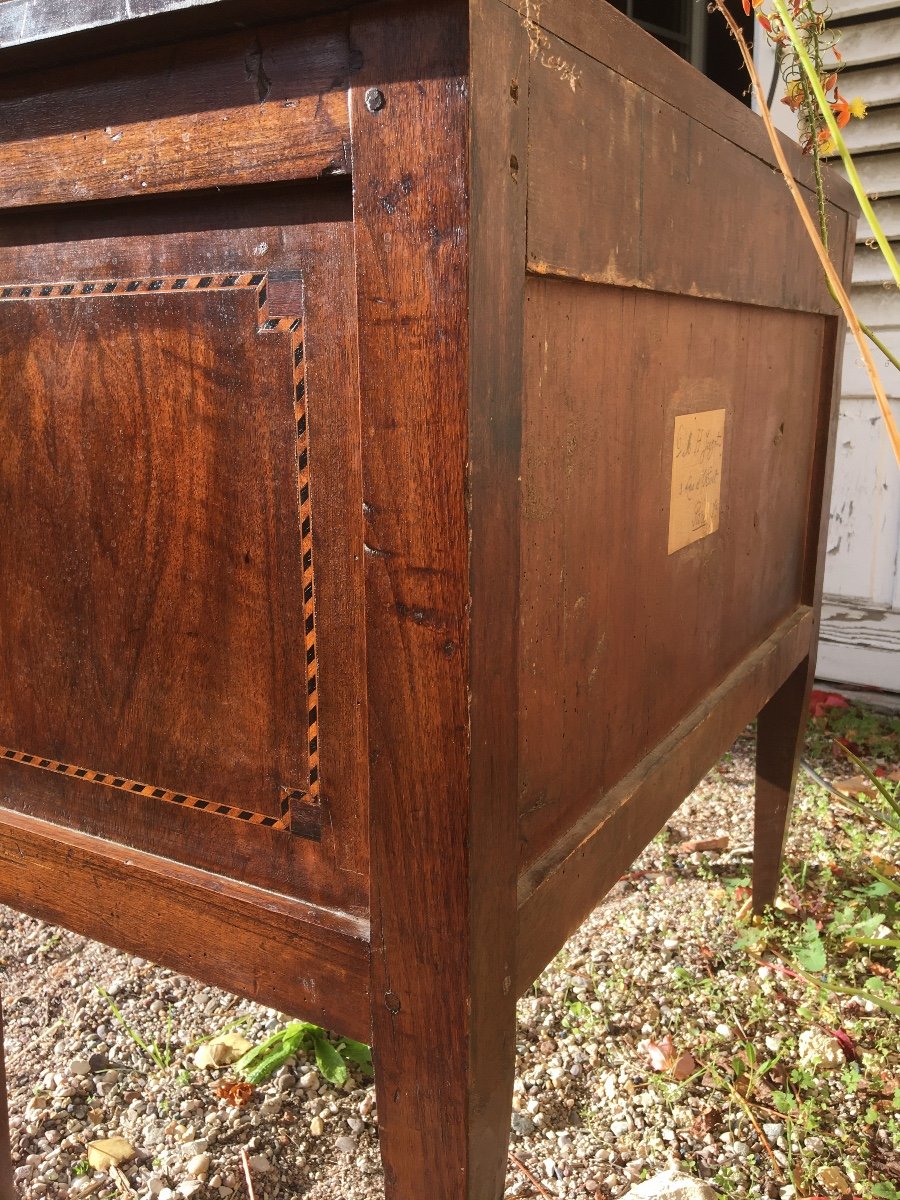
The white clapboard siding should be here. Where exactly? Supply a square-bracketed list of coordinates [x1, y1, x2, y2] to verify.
[818, 603, 900, 690]
[840, 63, 900, 109]
[852, 242, 900, 283]
[829, 0, 900, 17]
[833, 16, 900, 66]
[856, 197, 900, 242]
[817, 4, 900, 689]
[853, 283, 900, 326]
[835, 151, 900, 197]
[841, 330, 900, 398]
[825, 398, 900, 605]
[842, 105, 900, 154]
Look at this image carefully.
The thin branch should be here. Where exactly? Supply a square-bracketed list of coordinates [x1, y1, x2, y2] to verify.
[508, 1151, 557, 1198]
[770, 0, 900, 290]
[712, 0, 900, 467]
[693, 1057, 786, 1180]
[240, 1147, 258, 1200]
[859, 321, 900, 375]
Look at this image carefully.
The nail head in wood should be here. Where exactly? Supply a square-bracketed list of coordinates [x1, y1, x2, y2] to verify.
[364, 87, 385, 113]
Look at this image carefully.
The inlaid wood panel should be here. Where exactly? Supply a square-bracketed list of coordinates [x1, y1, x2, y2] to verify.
[0, 273, 315, 830]
[0, 184, 367, 913]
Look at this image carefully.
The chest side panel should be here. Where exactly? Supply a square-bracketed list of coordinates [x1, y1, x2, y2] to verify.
[514, 13, 850, 876]
[518, 280, 828, 866]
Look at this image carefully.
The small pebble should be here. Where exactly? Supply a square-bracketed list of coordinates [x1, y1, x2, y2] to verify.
[186, 1152, 211, 1178]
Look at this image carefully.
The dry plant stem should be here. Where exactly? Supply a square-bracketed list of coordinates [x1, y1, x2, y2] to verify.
[777, 5, 900, 376]
[695, 1056, 786, 1180]
[711, 0, 900, 467]
[240, 1147, 258, 1200]
[732, 1092, 785, 1180]
[770, 0, 900, 291]
[508, 1151, 557, 1198]
[110, 1165, 137, 1198]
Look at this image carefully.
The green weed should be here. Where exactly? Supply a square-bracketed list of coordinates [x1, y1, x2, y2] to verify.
[96, 986, 173, 1071]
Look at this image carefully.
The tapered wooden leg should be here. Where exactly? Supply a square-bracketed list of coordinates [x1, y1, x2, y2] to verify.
[753, 656, 812, 913]
[372, 992, 516, 1200]
[0, 995, 14, 1200]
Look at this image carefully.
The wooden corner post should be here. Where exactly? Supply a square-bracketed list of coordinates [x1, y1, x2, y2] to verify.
[0, 997, 13, 1200]
[351, 0, 524, 1193]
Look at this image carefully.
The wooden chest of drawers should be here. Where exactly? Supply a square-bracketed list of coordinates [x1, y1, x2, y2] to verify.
[0, 0, 853, 1194]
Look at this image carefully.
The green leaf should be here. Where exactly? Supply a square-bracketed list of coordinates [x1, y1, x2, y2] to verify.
[338, 1038, 374, 1076]
[796, 919, 827, 973]
[735, 926, 768, 951]
[864, 879, 895, 898]
[312, 1034, 348, 1087]
[869, 868, 900, 896]
[854, 910, 887, 937]
[240, 1047, 293, 1086]
[234, 1022, 316, 1085]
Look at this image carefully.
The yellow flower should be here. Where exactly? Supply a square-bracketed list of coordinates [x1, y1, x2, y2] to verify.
[781, 80, 804, 111]
[849, 96, 867, 120]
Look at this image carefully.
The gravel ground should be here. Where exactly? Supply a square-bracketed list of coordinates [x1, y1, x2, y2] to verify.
[2, 717, 898, 1200]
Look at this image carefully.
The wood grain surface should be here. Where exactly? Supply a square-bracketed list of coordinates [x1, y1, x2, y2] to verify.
[466, 0, 530, 1190]
[754, 657, 812, 911]
[0, 0, 854, 1192]
[0, 183, 367, 913]
[0, 998, 10, 1200]
[755, 247, 850, 913]
[0, 807, 370, 1040]
[0, 282, 308, 820]
[527, 38, 848, 315]
[516, 609, 814, 992]
[350, 2, 488, 1196]
[518, 279, 828, 872]
[500, 0, 856, 214]
[0, 16, 350, 208]
[0, 0, 356, 77]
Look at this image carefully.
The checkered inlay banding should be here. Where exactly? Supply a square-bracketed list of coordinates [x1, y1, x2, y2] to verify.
[0, 746, 292, 829]
[0, 272, 321, 836]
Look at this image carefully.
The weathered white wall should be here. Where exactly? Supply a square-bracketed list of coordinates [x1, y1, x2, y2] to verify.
[756, 0, 900, 690]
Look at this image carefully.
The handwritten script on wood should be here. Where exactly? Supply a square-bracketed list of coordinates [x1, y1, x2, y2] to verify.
[668, 409, 725, 554]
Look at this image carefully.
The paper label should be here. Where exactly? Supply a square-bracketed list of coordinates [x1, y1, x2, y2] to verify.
[668, 409, 725, 554]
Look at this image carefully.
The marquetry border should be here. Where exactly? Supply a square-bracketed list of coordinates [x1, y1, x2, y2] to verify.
[0, 272, 321, 839]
